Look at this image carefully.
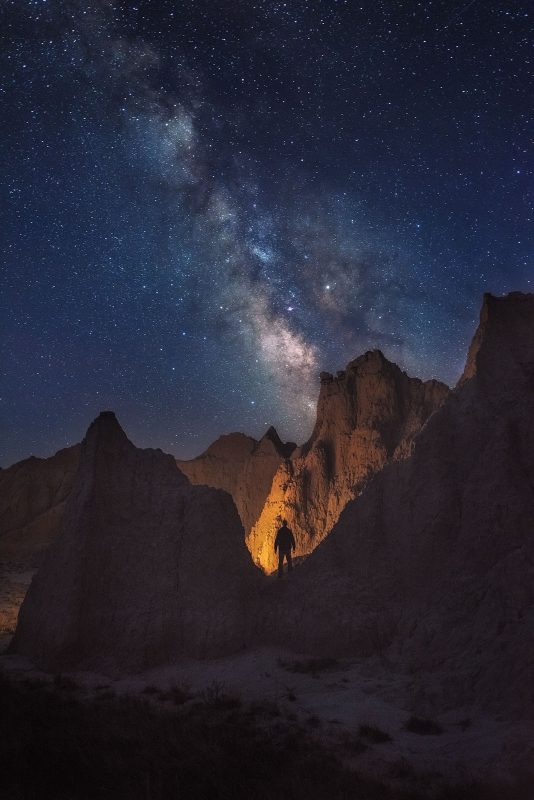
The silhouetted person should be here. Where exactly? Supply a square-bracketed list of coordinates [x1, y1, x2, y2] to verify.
[274, 519, 296, 578]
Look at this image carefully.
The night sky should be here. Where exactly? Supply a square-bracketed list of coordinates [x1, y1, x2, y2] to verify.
[1, 1, 532, 467]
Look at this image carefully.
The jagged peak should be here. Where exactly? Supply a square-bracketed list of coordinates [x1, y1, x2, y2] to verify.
[320, 349, 449, 395]
[320, 350, 389, 384]
[346, 349, 396, 374]
[260, 425, 284, 449]
[259, 426, 296, 458]
[262, 424, 279, 440]
[84, 411, 131, 455]
[87, 410, 127, 437]
[458, 291, 534, 387]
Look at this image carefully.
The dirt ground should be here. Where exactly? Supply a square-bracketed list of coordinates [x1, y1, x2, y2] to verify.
[2, 644, 533, 793]
[1, 564, 532, 795]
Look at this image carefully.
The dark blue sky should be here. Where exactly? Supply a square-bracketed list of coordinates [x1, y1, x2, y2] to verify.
[1, 0, 532, 466]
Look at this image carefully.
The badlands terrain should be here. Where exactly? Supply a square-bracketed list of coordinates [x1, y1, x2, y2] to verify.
[1, 292, 534, 797]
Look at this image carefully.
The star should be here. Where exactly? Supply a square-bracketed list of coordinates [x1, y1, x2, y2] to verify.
[0, 0, 531, 465]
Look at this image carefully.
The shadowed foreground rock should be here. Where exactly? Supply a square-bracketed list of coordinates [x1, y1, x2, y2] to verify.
[267, 293, 534, 719]
[10, 412, 259, 672]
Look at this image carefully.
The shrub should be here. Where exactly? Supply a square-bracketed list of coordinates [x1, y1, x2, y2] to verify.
[359, 723, 392, 743]
[158, 684, 190, 706]
[201, 680, 241, 709]
[404, 716, 444, 735]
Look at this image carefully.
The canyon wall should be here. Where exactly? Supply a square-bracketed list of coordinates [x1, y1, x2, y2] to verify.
[265, 292, 534, 718]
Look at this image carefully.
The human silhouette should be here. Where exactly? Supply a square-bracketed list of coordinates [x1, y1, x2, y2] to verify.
[274, 518, 296, 578]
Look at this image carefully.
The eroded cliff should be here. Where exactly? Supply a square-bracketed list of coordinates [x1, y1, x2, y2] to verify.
[0, 445, 80, 561]
[265, 292, 534, 718]
[248, 351, 448, 571]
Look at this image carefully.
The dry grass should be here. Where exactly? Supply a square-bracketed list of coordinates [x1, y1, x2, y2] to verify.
[0, 671, 529, 800]
[0, 671, 393, 800]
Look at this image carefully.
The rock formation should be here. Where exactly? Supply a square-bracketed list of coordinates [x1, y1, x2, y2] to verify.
[248, 351, 448, 572]
[8, 291, 534, 722]
[1, 358, 445, 575]
[177, 428, 296, 535]
[10, 412, 260, 672]
[0, 444, 80, 561]
[268, 292, 534, 718]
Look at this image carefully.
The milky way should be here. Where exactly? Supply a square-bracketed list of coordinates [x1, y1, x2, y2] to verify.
[1, 0, 532, 465]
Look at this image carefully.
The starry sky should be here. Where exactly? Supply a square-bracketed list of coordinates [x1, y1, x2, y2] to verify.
[1, 0, 532, 467]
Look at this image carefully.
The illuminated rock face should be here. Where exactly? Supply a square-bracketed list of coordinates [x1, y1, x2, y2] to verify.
[248, 351, 448, 572]
[177, 428, 296, 536]
[269, 293, 534, 718]
[0, 444, 80, 561]
[11, 412, 259, 672]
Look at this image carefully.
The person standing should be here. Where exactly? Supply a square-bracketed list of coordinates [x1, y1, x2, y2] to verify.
[274, 519, 296, 578]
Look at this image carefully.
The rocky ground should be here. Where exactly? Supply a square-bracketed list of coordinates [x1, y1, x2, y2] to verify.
[1, 644, 532, 798]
